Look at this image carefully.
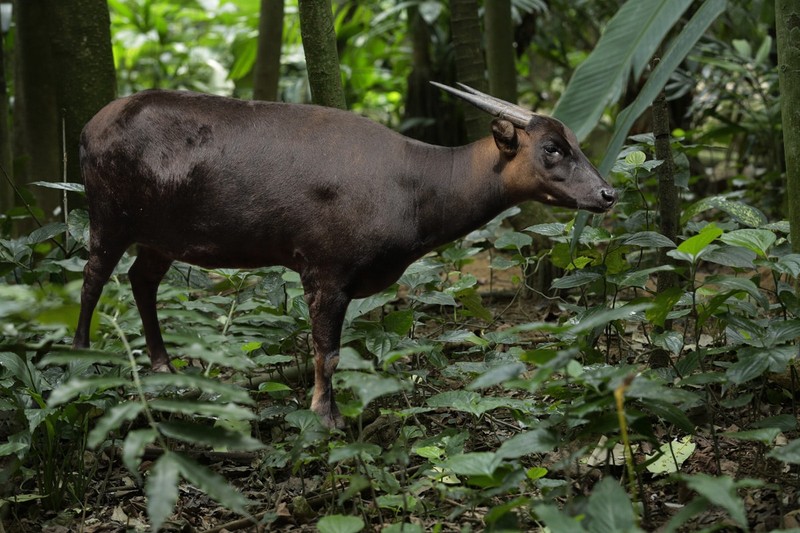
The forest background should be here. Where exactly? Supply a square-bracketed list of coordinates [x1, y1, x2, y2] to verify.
[1, 0, 800, 531]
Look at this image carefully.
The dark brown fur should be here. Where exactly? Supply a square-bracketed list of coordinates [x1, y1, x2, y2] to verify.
[73, 90, 616, 428]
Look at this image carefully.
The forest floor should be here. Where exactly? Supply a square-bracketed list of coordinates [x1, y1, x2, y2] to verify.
[4, 252, 799, 533]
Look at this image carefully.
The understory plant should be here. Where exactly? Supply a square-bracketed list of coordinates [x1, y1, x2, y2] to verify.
[0, 134, 798, 531]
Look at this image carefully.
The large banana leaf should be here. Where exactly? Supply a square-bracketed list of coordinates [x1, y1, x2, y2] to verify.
[598, 0, 728, 176]
[552, 0, 692, 141]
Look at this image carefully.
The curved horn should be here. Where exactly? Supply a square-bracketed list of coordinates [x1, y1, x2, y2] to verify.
[431, 81, 533, 127]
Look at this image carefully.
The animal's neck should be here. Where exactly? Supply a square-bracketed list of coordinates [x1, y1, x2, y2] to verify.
[410, 138, 510, 251]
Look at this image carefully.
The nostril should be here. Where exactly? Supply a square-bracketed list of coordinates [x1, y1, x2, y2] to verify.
[601, 188, 617, 204]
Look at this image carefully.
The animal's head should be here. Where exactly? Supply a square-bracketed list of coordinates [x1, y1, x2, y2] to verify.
[433, 82, 617, 213]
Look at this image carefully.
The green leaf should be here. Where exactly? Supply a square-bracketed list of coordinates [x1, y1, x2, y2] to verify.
[683, 474, 749, 527]
[48, 376, 131, 407]
[149, 399, 255, 420]
[553, 0, 693, 139]
[157, 421, 265, 451]
[494, 231, 532, 250]
[336, 372, 407, 408]
[675, 224, 723, 259]
[622, 231, 676, 248]
[624, 150, 646, 166]
[681, 195, 768, 228]
[27, 222, 67, 245]
[726, 353, 769, 384]
[317, 515, 365, 533]
[598, 0, 727, 176]
[142, 373, 253, 404]
[585, 477, 637, 533]
[88, 401, 144, 448]
[720, 427, 780, 444]
[444, 452, 501, 477]
[123, 428, 158, 482]
[329, 442, 382, 463]
[524, 222, 567, 236]
[496, 429, 558, 459]
[172, 453, 252, 517]
[146, 452, 180, 532]
[29, 181, 85, 193]
[719, 229, 776, 258]
[467, 362, 526, 390]
[551, 270, 602, 289]
[769, 438, 800, 464]
[259, 381, 292, 393]
[533, 503, 584, 531]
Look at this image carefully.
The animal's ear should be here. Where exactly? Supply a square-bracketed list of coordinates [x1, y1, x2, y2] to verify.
[491, 119, 518, 157]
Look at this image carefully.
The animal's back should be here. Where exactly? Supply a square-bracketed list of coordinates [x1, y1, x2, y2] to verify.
[79, 90, 434, 272]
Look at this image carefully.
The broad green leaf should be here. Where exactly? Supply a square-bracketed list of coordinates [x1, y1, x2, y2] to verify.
[645, 436, 695, 475]
[381, 523, 423, 533]
[554, 0, 693, 139]
[26, 222, 67, 245]
[675, 224, 723, 259]
[719, 229, 776, 258]
[624, 150, 646, 166]
[585, 477, 638, 533]
[467, 362, 526, 390]
[720, 427, 781, 444]
[146, 452, 180, 532]
[683, 474, 749, 527]
[157, 421, 264, 451]
[494, 231, 532, 250]
[726, 353, 769, 384]
[259, 381, 292, 393]
[317, 515, 364, 533]
[524, 222, 567, 237]
[48, 376, 130, 407]
[598, 0, 727, 175]
[123, 428, 158, 482]
[143, 373, 253, 404]
[681, 195, 767, 228]
[622, 231, 676, 248]
[0, 352, 39, 391]
[703, 245, 758, 268]
[149, 399, 255, 420]
[551, 270, 602, 289]
[496, 429, 558, 459]
[769, 438, 800, 463]
[345, 289, 397, 322]
[774, 254, 800, 277]
[173, 453, 252, 516]
[533, 503, 584, 531]
[610, 265, 675, 289]
[336, 372, 407, 408]
[455, 287, 493, 322]
[444, 452, 501, 477]
[329, 442, 382, 464]
[88, 401, 144, 448]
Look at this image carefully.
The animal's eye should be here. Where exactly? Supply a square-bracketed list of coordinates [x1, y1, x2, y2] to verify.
[544, 144, 562, 156]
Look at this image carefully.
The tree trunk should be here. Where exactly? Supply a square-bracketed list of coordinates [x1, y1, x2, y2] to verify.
[298, 0, 346, 109]
[653, 86, 678, 293]
[450, 0, 490, 142]
[777, 0, 800, 254]
[14, 0, 116, 217]
[253, 0, 283, 101]
[0, 24, 12, 214]
[484, 0, 517, 103]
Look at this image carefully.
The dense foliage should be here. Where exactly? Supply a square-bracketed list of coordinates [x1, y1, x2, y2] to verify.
[1, 0, 796, 531]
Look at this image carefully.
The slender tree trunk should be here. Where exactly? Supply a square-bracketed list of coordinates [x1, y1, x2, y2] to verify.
[777, 0, 800, 254]
[253, 0, 283, 101]
[298, 0, 346, 109]
[484, 0, 517, 103]
[0, 25, 12, 214]
[14, 0, 115, 217]
[450, 0, 490, 142]
[653, 87, 678, 293]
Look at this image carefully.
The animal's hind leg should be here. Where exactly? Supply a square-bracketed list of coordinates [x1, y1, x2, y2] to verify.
[129, 246, 173, 370]
[304, 279, 350, 429]
[74, 237, 128, 349]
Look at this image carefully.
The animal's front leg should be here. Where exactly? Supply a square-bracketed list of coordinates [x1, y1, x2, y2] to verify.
[305, 284, 349, 429]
